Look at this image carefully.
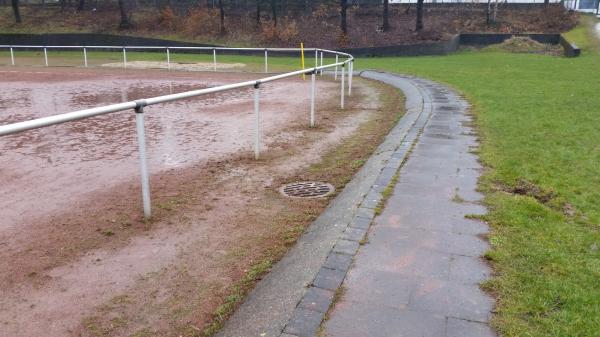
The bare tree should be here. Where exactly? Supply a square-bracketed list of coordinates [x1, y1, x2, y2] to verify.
[256, 0, 261, 27]
[486, 0, 499, 25]
[382, 0, 389, 31]
[118, 0, 132, 28]
[270, 0, 277, 26]
[340, 0, 347, 34]
[218, 0, 225, 34]
[416, 0, 424, 31]
[77, 0, 84, 11]
[11, 0, 21, 23]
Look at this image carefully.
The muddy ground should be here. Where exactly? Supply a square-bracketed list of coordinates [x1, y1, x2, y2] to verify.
[0, 67, 403, 336]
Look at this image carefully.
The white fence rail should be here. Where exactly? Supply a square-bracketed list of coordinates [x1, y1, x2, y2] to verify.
[0, 45, 354, 218]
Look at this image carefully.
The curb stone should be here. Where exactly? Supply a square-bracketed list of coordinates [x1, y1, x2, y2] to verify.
[279, 71, 438, 337]
[216, 72, 447, 337]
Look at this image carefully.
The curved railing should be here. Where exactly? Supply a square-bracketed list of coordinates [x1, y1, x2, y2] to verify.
[0, 45, 355, 218]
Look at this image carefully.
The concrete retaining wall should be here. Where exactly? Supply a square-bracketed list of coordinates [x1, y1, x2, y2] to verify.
[459, 33, 561, 45]
[341, 35, 460, 57]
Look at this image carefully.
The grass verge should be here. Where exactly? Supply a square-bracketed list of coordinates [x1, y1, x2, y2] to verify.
[357, 15, 600, 336]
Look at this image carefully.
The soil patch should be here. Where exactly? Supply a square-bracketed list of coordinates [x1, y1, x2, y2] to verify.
[0, 67, 404, 337]
[485, 36, 564, 56]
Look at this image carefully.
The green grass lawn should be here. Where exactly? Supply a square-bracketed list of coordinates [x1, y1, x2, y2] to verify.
[356, 16, 600, 336]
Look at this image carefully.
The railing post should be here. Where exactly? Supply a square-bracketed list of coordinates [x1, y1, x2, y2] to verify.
[310, 71, 316, 127]
[348, 60, 353, 96]
[213, 48, 217, 72]
[319, 51, 323, 76]
[166, 47, 171, 71]
[254, 82, 261, 160]
[340, 64, 345, 110]
[314, 49, 318, 69]
[44, 47, 48, 67]
[123, 48, 127, 68]
[334, 54, 338, 80]
[134, 103, 152, 218]
[264, 49, 268, 73]
[83, 47, 88, 68]
[10, 47, 14, 66]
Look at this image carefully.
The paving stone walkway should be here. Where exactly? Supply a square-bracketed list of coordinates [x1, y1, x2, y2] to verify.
[322, 75, 494, 337]
[218, 72, 495, 337]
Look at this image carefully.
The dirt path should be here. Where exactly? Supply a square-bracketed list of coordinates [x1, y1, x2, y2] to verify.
[0, 67, 396, 337]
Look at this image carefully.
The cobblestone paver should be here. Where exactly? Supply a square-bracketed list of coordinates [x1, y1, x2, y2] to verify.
[322, 75, 495, 337]
[219, 72, 495, 337]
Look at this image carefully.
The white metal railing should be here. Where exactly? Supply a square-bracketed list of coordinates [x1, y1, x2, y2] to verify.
[0, 45, 354, 218]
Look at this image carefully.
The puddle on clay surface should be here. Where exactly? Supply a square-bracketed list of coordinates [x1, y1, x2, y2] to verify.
[0, 71, 305, 231]
[0, 80, 252, 164]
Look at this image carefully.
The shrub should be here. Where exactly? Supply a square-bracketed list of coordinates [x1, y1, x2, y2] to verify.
[158, 6, 180, 31]
[184, 7, 220, 37]
[311, 4, 331, 20]
[260, 21, 278, 41]
[279, 17, 299, 42]
[260, 17, 299, 43]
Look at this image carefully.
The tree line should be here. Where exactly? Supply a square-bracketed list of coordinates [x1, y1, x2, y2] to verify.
[8, 0, 430, 33]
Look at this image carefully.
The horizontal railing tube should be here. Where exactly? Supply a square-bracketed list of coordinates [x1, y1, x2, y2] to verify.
[0, 44, 354, 217]
[0, 60, 353, 137]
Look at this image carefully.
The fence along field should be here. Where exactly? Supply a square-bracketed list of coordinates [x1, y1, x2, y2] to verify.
[0, 45, 354, 218]
[0, 44, 376, 336]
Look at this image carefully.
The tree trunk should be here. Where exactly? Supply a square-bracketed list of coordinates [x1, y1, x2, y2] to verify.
[118, 0, 131, 28]
[492, 0, 499, 22]
[340, 0, 347, 34]
[11, 0, 21, 23]
[77, 0, 84, 11]
[416, 0, 424, 31]
[256, 0, 261, 27]
[219, 0, 225, 34]
[270, 0, 277, 27]
[382, 0, 389, 31]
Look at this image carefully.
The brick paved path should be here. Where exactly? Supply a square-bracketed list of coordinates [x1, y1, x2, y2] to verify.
[218, 73, 495, 337]
[321, 75, 495, 337]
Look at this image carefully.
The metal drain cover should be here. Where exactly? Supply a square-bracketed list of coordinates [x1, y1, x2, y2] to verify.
[280, 181, 335, 198]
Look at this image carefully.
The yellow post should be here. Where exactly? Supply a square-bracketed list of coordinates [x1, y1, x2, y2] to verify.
[300, 42, 306, 80]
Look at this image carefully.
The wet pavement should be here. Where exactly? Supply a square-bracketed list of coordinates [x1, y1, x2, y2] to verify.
[216, 72, 430, 337]
[321, 75, 495, 337]
[227, 72, 495, 337]
[216, 72, 495, 337]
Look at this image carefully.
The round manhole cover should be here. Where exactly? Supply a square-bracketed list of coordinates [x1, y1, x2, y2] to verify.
[280, 181, 335, 198]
